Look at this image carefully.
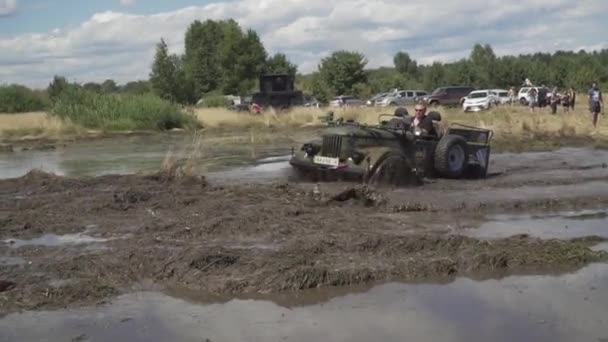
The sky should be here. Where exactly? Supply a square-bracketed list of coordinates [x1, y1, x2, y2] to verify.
[1, 0, 607, 88]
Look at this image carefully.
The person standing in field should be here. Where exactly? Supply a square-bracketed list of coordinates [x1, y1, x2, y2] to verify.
[568, 87, 576, 110]
[528, 88, 538, 112]
[588, 82, 603, 127]
[508, 87, 516, 106]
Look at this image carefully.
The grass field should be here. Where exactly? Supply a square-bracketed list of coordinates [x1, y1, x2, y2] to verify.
[1, 104, 606, 151]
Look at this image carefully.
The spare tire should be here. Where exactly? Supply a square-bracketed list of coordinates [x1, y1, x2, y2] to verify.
[434, 135, 468, 178]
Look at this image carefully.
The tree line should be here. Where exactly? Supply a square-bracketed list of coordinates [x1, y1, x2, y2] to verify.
[134, 18, 608, 104]
[2, 18, 607, 113]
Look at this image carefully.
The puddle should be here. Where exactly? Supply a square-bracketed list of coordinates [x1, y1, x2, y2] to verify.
[459, 209, 608, 240]
[591, 242, 608, 252]
[3, 232, 112, 249]
[0, 133, 303, 180]
[1, 264, 607, 341]
[0, 256, 26, 266]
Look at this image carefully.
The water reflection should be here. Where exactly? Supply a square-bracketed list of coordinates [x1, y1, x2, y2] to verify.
[460, 209, 608, 239]
[1, 264, 607, 342]
[0, 133, 294, 179]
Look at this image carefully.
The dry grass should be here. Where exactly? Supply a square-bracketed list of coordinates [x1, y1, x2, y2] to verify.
[1, 105, 606, 151]
[194, 104, 608, 143]
[193, 106, 323, 130]
[0, 112, 86, 141]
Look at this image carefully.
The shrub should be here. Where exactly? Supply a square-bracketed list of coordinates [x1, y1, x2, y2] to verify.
[50, 87, 199, 131]
[0, 85, 49, 113]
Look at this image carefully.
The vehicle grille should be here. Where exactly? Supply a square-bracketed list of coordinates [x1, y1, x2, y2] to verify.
[322, 135, 342, 157]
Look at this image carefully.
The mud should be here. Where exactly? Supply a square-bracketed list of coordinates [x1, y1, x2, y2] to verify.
[1, 144, 608, 315]
[2, 264, 608, 342]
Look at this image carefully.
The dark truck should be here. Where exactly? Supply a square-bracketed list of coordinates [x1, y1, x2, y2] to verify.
[420, 86, 475, 107]
[250, 73, 305, 109]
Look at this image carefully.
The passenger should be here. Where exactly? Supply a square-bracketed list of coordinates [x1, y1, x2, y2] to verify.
[411, 103, 437, 136]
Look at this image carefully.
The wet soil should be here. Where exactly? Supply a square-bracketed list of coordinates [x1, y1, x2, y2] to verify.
[3, 263, 608, 342]
[1, 145, 608, 315]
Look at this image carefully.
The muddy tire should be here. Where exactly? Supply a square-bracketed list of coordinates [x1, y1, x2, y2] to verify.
[365, 152, 417, 187]
[434, 135, 468, 178]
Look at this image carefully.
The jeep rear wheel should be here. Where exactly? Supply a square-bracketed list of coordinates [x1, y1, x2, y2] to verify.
[434, 135, 468, 178]
[366, 152, 418, 187]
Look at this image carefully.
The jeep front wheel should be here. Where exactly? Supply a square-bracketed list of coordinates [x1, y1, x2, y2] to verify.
[365, 152, 418, 187]
[434, 135, 468, 178]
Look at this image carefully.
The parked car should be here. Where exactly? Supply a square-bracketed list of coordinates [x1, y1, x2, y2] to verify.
[490, 89, 511, 104]
[517, 86, 551, 106]
[375, 89, 428, 107]
[366, 92, 389, 106]
[462, 90, 498, 112]
[329, 95, 366, 107]
[421, 86, 475, 106]
[303, 95, 320, 108]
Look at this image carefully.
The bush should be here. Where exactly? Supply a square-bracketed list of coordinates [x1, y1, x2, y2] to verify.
[198, 95, 233, 108]
[0, 85, 49, 113]
[50, 87, 199, 131]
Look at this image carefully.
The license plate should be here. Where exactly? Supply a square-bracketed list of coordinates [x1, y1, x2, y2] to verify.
[313, 155, 339, 167]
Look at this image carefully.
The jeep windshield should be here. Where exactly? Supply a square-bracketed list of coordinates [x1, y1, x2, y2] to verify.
[431, 88, 445, 95]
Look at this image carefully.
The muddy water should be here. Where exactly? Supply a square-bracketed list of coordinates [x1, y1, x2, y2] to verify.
[0, 133, 297, 180]
[459, 209, 608, 240]
[1, 136, 607, 184]
[1, 264, 607, 342]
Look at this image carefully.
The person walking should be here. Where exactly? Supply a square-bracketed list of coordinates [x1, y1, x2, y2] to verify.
[588, 82, 603, 127]
[569, 87, 576, 110]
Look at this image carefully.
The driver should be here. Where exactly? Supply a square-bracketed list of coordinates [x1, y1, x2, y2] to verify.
[411, 102, 437, 136]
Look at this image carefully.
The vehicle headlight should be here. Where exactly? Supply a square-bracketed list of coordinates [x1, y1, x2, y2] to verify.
[351, 150, 366, 164]
[302, 143, 320, 155]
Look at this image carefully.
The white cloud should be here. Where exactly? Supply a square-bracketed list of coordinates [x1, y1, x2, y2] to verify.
[0, 0, 17, 16]
[0, 0, 607, 88]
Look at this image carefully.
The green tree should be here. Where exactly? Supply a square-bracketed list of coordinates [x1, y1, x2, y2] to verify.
[317, 50, 368, 95]
[234, 29, 268, 94]
[121, 81, 152, 95]
[101, 79, 119, 94]
[47, 75, 70, 101]
[149, 38, 181, 102]
[422, 62, 445, 91]
[469, 43, 496, 87]
[83, 82, 102, 93]
[393, 51, 418, 78]
[265, 53, 298, 77]
[184, 19, 223, 97]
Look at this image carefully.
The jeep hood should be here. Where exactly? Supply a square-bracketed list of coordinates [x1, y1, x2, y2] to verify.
[321, 125, 398, 140]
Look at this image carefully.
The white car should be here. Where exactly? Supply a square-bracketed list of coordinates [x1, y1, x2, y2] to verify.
[517, 87, 539, 104]
[490, 89, 511, 104]
[462, 90, 498, 112]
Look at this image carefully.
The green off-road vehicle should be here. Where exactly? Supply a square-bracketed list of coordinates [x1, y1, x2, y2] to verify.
[289, 111, 493, 186]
